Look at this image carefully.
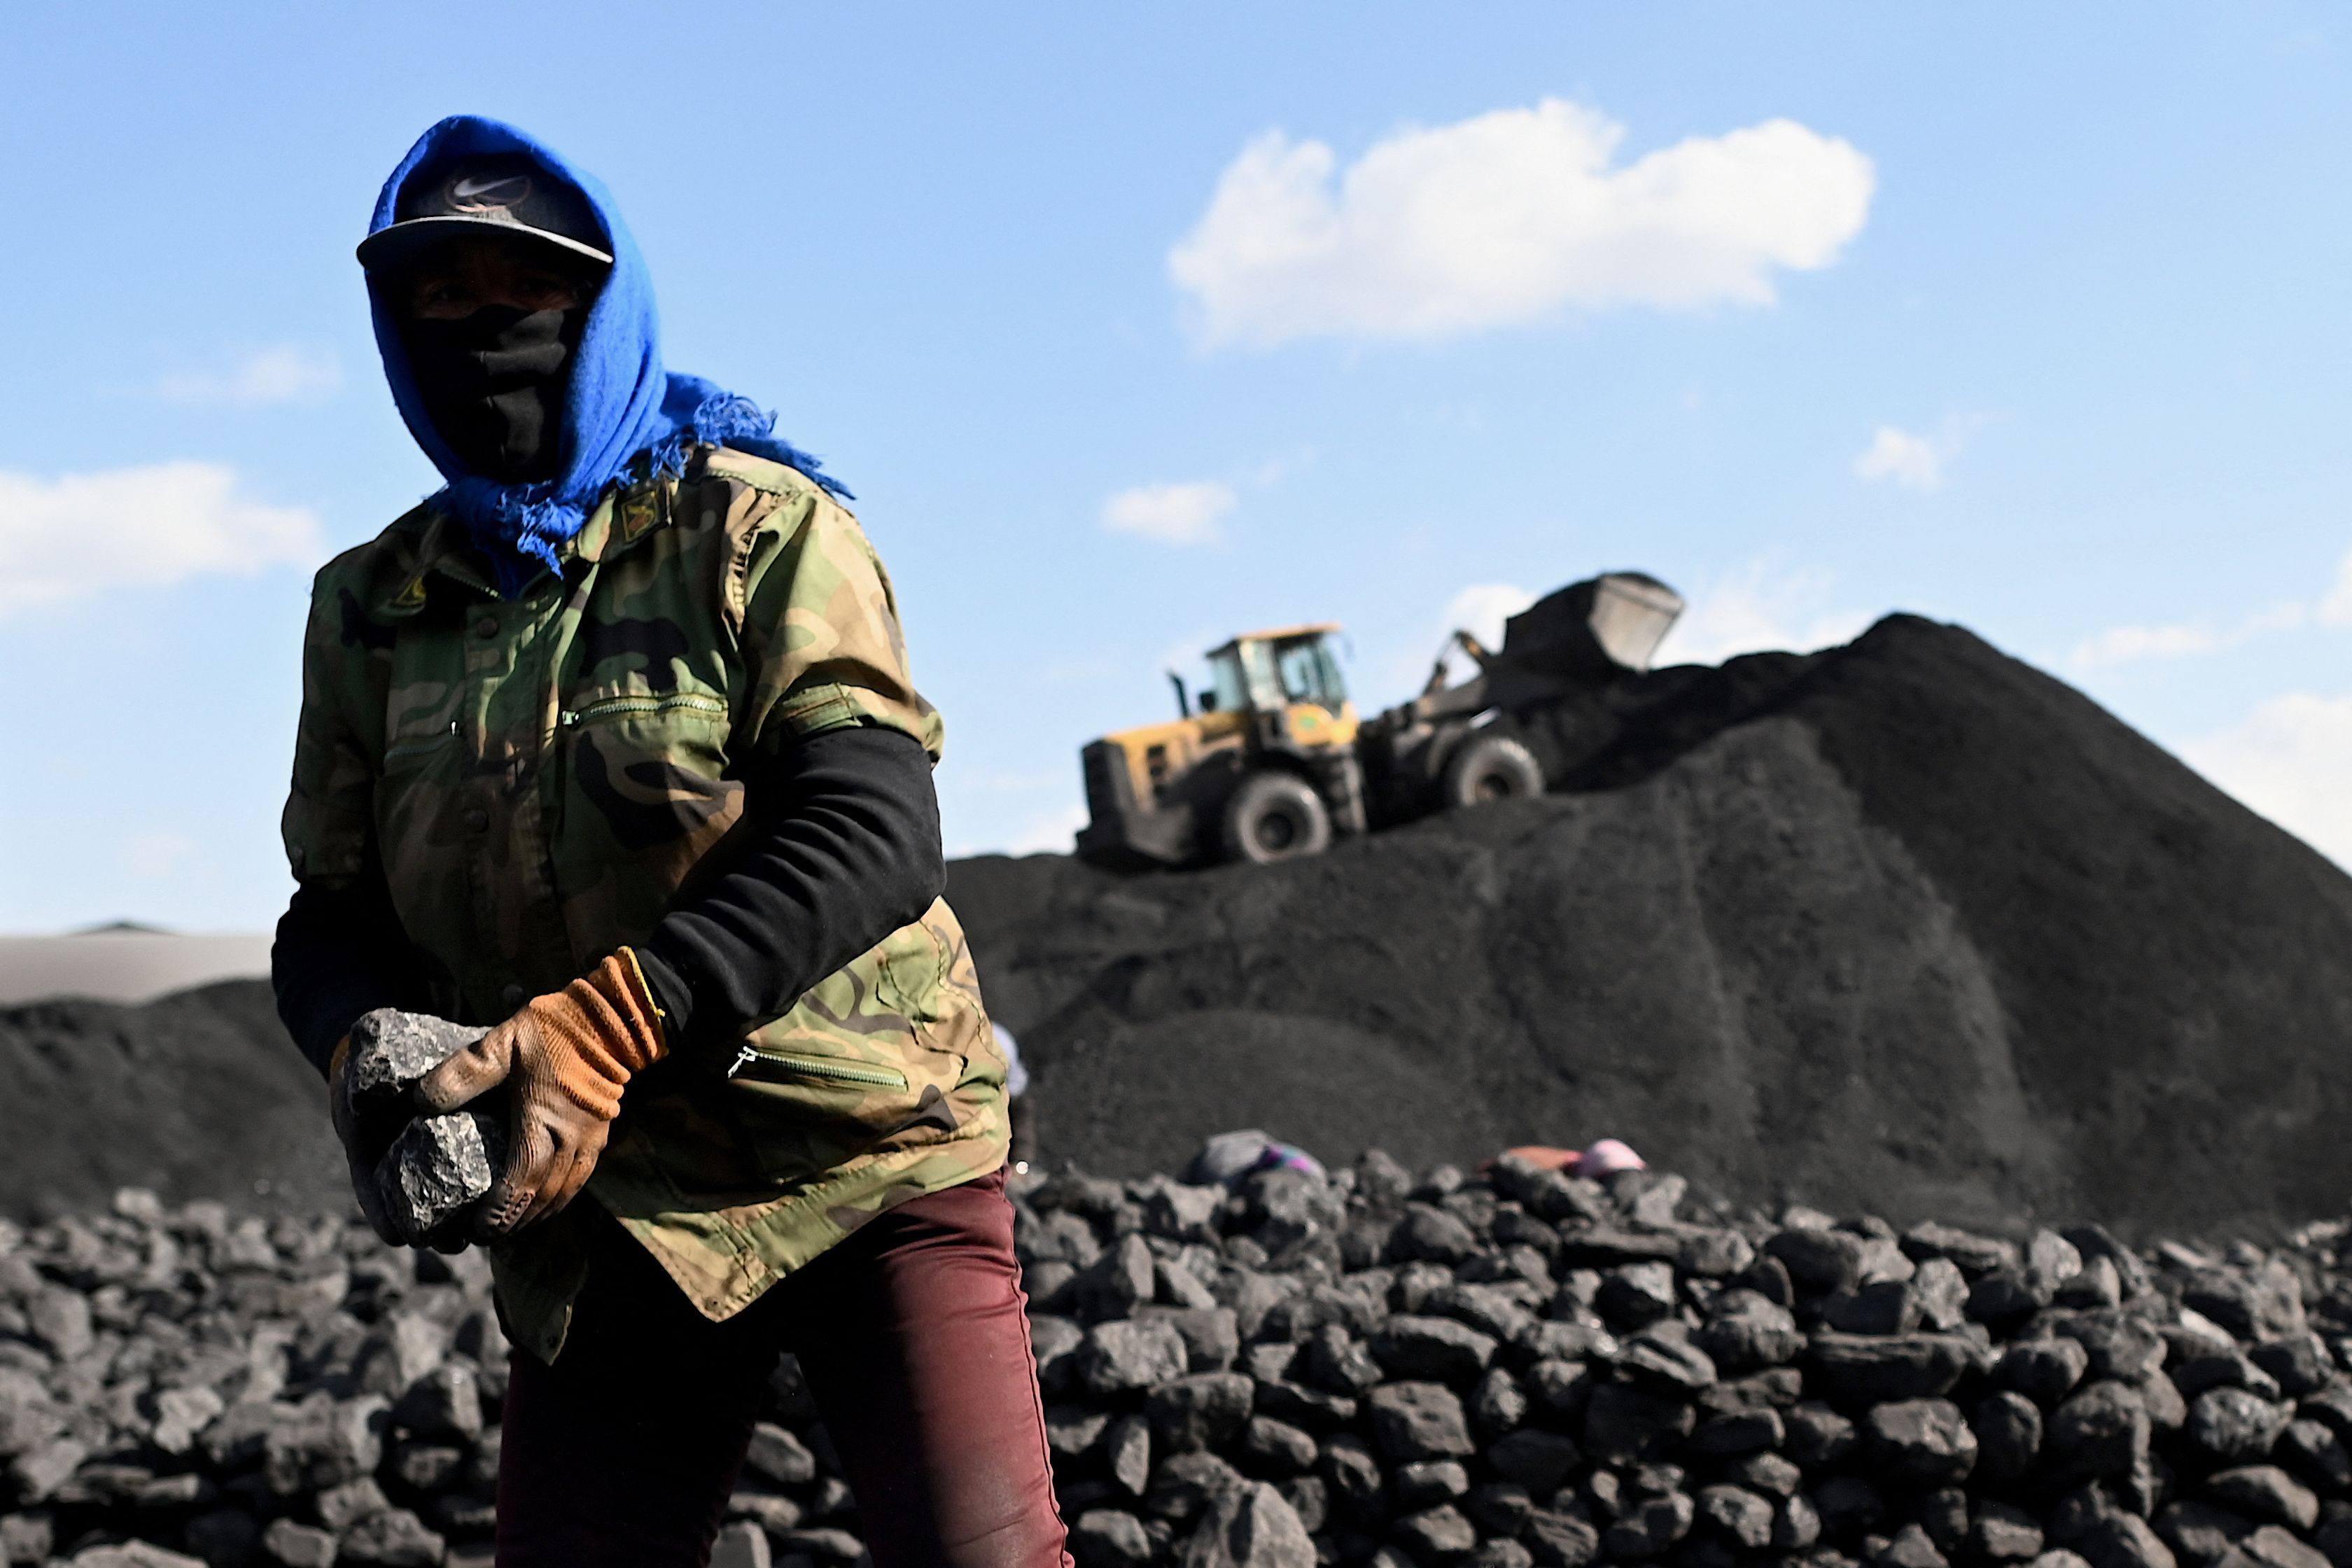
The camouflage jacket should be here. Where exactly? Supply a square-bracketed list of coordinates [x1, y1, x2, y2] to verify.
[282, 446, 1006, 1360]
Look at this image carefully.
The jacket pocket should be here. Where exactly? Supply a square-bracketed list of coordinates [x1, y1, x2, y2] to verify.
[555, 691, 734, 850]
[719, 924, 972, 1186]
[732, 1049, 911, 1093]
[560, 691, 730, 729]
[551, 690, 742, 943]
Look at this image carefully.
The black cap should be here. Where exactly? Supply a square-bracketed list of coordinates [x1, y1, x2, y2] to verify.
[357, 154, 613, 272]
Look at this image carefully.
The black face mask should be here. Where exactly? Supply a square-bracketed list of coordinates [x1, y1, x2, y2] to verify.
[401, 305, 582, 483]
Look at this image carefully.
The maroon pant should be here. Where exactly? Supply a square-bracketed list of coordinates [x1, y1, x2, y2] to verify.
[497, 1170, 1070, 1568]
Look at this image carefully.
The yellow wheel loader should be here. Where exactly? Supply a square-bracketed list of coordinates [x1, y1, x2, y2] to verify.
[1075, 573, 1684, 869]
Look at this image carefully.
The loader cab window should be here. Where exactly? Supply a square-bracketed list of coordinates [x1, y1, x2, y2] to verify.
[1274, 636, 1348, 710]
[1207, 646, 1264, 714]
[1239, 640, 1284, 710]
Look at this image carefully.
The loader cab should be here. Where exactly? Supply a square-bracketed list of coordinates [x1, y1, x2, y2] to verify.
[1204, 625, 1357, 750]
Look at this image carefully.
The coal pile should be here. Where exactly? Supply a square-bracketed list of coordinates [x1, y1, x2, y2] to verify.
[954, 615, 2352, 1240]
[12, 1158, 2352, 1568]
[0, 986, 344, 1219]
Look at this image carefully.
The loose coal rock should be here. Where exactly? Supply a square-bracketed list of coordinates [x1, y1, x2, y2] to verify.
[15, 1155, 2352, 1568]
[347, 1009, 505, 1238]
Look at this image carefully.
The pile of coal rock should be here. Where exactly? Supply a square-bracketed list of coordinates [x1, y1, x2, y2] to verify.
[10, 1156, 2352, 1568]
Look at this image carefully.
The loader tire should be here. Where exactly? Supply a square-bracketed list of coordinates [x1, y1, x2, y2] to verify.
[1441, 733, 1544, 809]
[1222, 772, 1334, 864]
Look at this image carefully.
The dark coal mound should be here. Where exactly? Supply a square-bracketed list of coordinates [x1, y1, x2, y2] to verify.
[955, 616, 2352, 1240]
[0, 983, 346, 1219]
[4, 615, 2347, 1240]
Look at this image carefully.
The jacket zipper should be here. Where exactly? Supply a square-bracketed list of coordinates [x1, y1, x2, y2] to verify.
[559, 693, 729, 728]
[727, 1044, 909, 1090]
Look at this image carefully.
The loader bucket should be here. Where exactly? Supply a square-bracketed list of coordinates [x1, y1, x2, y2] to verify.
[1500, 573, 1685, 679]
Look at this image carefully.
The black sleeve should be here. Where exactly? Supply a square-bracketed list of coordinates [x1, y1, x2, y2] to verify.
[271, 853, 430, 1077]
[633, 723, 946, 1059]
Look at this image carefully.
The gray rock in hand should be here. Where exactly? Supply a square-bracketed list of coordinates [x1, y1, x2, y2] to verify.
[346, 1008, 507, 1239]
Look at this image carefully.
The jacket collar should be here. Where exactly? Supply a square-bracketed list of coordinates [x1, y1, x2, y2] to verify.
[370, 469, 675, 616]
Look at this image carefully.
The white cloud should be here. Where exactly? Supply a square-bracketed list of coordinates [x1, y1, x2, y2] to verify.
[153, 344, 342, 407]
[2320, 545, 2352, 626]
[1853, 426, 1946, 491]
[2183, 692, 2352, 867]
[2071, 602, 2306, 671]
[2072, 622, 2222, 667]
[1442, 583, 1539, 652]
[1852, 414, 1990, 493]
[1439, 585, 1533, 667]
[1656, 560, 1872, 666]
[1102, 480, 1237, 547]
[1170, 99, 1875, 350]
[0, 463, 323, 616]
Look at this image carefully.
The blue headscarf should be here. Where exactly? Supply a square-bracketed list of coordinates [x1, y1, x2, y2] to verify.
[365, 115, 848, 595]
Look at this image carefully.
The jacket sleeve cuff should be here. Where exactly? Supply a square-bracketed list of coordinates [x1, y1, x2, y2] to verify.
[630, 944, 698, 1050]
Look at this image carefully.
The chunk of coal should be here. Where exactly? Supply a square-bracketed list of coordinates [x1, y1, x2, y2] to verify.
[374, 1108, 507, 1238]
[1486, 1429, 1583, 1493]
[1369, 1315, 1499, 1385]
[1238, 1416, 1317, 1476]
[1999, 1338, 2094, 1406]
[2047, 1382, 2154, 1483]
[1524, 1509, 1600, 1568]
[1807, 1333, 1977, 1403]
[2068, 1512, 2175, 1568]
[1580, 1380, 1696, 1466]
[2204, 1468, 2320, 1533]
[1182, 1480, 1314, 1568]
[349, 1009, 503, 1237]
[1767, 1228, 1870, 1296]
[1872, 1522, 1950, 1568]
[1603, 1492, 1695, 1560]
[1083, 1318, 1193, 1396]
[1147, 1373, 1254, 1453]
[1975, 1391, 2047, 1483]
[1974, 1503, 2047, 1563]
[1695, 1485, 1774, 1550]
[2188, 1389, 2294, 1466]
[1697, 1292, 1805, 1373]
[2063, 1315, 2168, 1385]
[1365, 1382, 1475, 1462]
[1862, 1399, 1978, 1487]
[346, 1009, 487, 1101]
[1073, 1508, 1154, 1568]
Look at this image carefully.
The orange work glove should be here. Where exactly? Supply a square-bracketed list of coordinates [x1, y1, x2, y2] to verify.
[413, 950, 668, 1242]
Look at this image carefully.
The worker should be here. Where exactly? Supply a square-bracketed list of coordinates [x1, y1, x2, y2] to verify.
[270, 115, 1067, 1568]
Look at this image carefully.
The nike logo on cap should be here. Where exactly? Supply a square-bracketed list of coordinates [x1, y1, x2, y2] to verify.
[447, 173, 532, 211]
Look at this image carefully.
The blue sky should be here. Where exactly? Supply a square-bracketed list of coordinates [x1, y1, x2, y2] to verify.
[1, 3, 2348, 932]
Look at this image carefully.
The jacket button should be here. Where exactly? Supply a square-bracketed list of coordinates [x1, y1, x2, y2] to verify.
[462, 806, 490, 833]
[474, 615, 498, 639]
[500, 984, 528, 1010]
